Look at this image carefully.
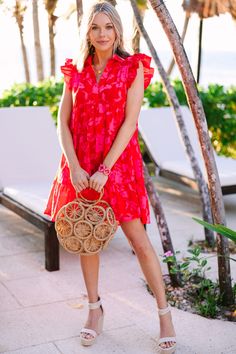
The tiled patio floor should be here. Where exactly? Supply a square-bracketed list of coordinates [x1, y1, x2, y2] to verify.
[0, 176, 235, 354]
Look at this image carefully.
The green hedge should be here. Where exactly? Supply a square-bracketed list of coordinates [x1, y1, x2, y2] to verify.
[0, 79, 63, 122]
[1, 79, 236, 158]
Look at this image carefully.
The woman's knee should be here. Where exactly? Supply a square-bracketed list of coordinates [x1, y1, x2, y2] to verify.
[131, 237, 153, 258]
[121, 219, 152, 257]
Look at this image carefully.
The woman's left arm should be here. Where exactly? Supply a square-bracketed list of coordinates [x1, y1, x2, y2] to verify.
[89, 61, 144, 191]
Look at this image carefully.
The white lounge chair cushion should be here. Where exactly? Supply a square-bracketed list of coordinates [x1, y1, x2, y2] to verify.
[139, 106, 236, 187]
[3, 184, 51, 220]
[0, 106, 61, 190]
[162, 159, 236, 186]
[0, 106, 61, 219]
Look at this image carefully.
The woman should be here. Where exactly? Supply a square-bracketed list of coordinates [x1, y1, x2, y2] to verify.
[44, 1, 177, 352]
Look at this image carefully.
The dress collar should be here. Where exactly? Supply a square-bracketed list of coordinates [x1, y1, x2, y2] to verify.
[84, 53, 124, 67]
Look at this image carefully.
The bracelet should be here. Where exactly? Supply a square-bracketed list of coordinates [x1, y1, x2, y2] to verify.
[98, 163, 112, 176]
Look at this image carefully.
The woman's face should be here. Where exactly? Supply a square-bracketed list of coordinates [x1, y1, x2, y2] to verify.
[88, 13, 116, 53]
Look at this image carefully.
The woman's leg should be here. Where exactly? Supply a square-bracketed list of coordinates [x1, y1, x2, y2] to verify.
[120, 218, 176, 349]
[79, 254, 103, 339]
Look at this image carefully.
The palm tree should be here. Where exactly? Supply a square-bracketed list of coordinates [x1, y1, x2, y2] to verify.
[132, 0, 148, 53]
[76, 0, 83, 29]
[33, 0, 44, 81]
[148, 0, 233, 306]
[182, 0, 236, 83]
[167, 12, 191, 76]
[44, 0, 58, 77]
[131, 0, 215, 248]
[106, 0, 117, 6]
[143, 163, 182, 286]
[182, 0, 236, 19]
[1, 0, 31, 82]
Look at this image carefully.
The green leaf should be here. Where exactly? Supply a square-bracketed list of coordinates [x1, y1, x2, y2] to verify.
[192, 217, 236, 243]
[180, 262, 190, 268]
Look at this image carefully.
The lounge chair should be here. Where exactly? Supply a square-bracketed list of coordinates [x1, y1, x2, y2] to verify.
[139, 106, 236, 195]
[0, 107, 61, 271]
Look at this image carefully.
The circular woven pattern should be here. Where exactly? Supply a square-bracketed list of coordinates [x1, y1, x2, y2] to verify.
[62, 236, 83, 254]
[55, 188, 117, 255]
[85, 205, 106, 224]
[55, 217, 73, 238]
[83, 237, 103, 254]
[74, 220, 93, 239]
[65, 201, 84, 221]
[106, 207, 116, 226]
[93, 222, 112, 241]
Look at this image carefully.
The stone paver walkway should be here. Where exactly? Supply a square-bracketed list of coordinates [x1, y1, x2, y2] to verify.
[0, 176, 235, 353]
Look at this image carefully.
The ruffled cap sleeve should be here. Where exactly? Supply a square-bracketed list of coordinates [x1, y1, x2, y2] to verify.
[126, 53, 154, 90]
[60, 58, 76, 90]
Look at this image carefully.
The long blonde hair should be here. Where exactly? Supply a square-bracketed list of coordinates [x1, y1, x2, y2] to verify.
[74, 1, 131, 72]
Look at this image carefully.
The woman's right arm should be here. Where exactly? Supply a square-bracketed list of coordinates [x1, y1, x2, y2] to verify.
[57, 83, 90, 191]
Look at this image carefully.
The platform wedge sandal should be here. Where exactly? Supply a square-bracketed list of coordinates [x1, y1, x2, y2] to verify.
[80, 296, 104, 346]
[157, 303, 177, 353]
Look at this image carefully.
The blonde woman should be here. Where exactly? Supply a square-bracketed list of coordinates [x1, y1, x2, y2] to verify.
[44, 1, 176, 352]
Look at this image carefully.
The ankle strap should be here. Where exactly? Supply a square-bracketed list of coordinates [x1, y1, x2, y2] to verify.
[88, 296, 102, 310]
[158, 303, 171, 316]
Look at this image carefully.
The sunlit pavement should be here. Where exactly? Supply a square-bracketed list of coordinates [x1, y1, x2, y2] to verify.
[0, 176, 235, 354]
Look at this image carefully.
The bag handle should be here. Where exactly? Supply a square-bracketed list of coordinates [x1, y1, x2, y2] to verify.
[76, 187, 104, 204]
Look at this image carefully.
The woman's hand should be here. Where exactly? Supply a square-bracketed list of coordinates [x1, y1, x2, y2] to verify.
[70, 165, 90, 192]
[89, 171, 108, 192]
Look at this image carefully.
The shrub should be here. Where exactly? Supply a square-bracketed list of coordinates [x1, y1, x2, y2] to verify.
[0, 79, 63, 124]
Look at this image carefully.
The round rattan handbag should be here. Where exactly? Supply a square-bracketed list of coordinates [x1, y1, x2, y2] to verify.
[55, 188, 118, 255]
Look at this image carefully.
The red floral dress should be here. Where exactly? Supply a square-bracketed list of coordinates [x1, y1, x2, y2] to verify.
[44, 52, 154, 225]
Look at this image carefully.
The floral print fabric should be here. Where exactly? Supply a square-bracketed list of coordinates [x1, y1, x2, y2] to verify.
[44, 52, 154, 224]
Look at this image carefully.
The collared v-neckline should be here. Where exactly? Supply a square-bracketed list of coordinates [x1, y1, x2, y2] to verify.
[85, 53, 124, 85]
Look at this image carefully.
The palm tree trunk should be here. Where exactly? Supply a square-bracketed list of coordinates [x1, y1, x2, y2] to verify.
[132, 13, 141, 54]
[14, 0, 30, 82]
[44, 0, 58, 77]
[130, 0, 215, 248]
[33, 0, 44, 81]
[143, 163, 183, 287]
[132, 7, 146, 53]
[167, 12, 190, 76]
[196, 18, 203, 84]
[48, 13, 57, 76]
[148, 0, 233, 305]
[76, 0, 83, 29]
[18, 23, 30, 82]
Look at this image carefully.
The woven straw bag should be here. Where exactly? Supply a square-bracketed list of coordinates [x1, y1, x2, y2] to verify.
[55, 188, 118, 255]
